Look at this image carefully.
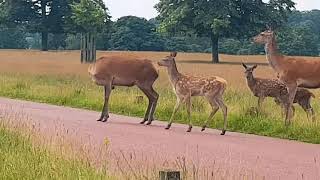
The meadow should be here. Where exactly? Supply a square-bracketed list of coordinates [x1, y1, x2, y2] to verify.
[1, 50, 320, 144]
[0, 115, 112, 180]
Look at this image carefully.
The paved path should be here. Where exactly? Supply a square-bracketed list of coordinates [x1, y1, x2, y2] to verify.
[0, 97, 319, 180]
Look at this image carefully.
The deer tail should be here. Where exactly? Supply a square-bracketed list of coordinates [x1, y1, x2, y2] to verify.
[88, 64, 96, 76]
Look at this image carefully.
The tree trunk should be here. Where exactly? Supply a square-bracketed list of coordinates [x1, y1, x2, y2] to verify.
[41, 0, 48, 51]
[41, 31, 48, 51]
[211, 33, 219, 63]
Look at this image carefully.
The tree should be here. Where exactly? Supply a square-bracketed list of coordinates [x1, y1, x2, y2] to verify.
[109, 16, 164, 51]
[3, 0, 72, 51]
[71, 0, 110, 62]
[0, 26, 28, 49]
[277, 25, 319, 56]
[96, 24, 113, 50]
[0, 0, 8, 25]
[70, 0, 109, 33]
[155, 0, 295, 63]
[48, 33, 67, 50]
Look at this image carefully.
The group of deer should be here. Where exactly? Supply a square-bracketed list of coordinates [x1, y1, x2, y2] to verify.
[88, 52, 228, 135]
[88, 29, 319, 136]
[251, 30, 319, 125]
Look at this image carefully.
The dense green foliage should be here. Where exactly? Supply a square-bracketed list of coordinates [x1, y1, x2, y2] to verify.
[218, 10, 320, 56]
[1, 0, 110, 50]
[109, 16, 164, 51]
[2, 0, 72, 51]
[0, 26, 28, 49]
[155, 0, 295, 62]
[0, 1, 319, 56]
[277, 10, 320, 56]
[70, 0, 110, 33]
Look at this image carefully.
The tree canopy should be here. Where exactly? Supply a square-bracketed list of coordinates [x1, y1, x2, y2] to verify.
[109, 16, 164, 51]
[1, 0, 109, 51]
[155, 0, 295, 63]
[70, 0, 110, 33]
[2, 0, 72, 50]
[0, 0, 319, 57]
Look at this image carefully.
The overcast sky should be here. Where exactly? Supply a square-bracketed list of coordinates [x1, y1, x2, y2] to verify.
[104, 0, 320, 20]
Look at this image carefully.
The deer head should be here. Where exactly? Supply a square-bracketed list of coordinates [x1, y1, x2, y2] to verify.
[253, 30, 274, 44]
[158, 52, 177, 67]
[242, 63, 257, 80]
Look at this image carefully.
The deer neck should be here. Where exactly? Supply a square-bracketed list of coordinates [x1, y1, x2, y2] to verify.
[246, 74, 256, 90]
[265, 37, 282, 72]
[167, 61, 181, 85]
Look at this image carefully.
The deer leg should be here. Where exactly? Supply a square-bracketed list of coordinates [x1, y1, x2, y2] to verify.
[202, 107, 219, 132]
[280, 103, 286, 118]
[137, 85, 159, 125]
[166, 97, 183, 130]
[202, 97, 219, 132]
[186, 96, 192, 132]
[216, 97, 228, 135]
[301, 100, 315, 121]
[146, 86, 159, 125]
[98, 85, 112, 122]
[257, 96, 265, 111]
[307, 102, 315, 122]
[310, 108, 315, 122]
[291, 105, 295, 118]
[285, 84, 297, 126]
[137, 86, 153, 124]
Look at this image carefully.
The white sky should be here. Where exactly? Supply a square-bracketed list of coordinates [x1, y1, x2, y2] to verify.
[104, 0, 320, 20]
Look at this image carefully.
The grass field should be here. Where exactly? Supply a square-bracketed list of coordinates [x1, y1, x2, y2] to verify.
[1, 50, 320, 144]
[0, 120, 111, 179]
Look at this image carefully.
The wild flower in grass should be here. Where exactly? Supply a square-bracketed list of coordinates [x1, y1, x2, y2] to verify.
[104, 137, 110, 146]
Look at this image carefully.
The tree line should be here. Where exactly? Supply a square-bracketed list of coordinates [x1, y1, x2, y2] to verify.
[0, 0, 319, 63]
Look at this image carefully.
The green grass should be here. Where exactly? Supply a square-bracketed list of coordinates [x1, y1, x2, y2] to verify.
[0, 126, 111, 180]
[0, 73, 320, 144]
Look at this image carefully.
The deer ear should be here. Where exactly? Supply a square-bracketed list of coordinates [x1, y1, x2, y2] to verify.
[270, 30, 275, 36]
[242, 63, 247, 69]
[253, 64, 258, 69]
[266, 24, 272, 31]
[170, 52, 177, 57]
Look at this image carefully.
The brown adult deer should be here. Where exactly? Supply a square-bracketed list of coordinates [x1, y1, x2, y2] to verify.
[88, 56, 159, 125]
[158, 52, 228, 135]
[253, 30, 320, 125]
[242, 63, 315, 120]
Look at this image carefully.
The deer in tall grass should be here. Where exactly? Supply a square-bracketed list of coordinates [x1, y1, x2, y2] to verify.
[242, 63, 315, 120]
[254, 30, 320, 125]
[158, 52, 228, 135]
[88, 56, 159, 125]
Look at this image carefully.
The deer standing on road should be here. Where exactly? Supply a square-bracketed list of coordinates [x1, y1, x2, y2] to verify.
[158, 52, 228, 135]
[88, 56, 159, 125]
[253, 30, 320, 125]
[242, 63, 315, 120]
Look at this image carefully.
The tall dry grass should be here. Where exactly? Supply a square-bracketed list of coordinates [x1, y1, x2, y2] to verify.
[0, 105, 265, 180]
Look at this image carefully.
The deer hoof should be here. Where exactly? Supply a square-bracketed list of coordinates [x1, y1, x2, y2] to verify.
[220, 130, 226, 135]
[165, 124, 171, 130]
[201, 126, 206, 132]
[146, 121, 152, 125]
[140, 119, 147, 124]
[101, 116, 109, 123]
[97, 118, 103, 122]
[187, 126, 192, 132]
